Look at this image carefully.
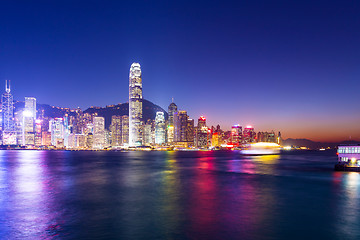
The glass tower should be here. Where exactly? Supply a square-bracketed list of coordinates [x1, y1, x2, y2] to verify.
[1, 80, 16, 145]
[129, 63, 143, 146]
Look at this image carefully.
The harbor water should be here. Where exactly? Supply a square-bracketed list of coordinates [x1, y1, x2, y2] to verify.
[0, 150, 359, 239]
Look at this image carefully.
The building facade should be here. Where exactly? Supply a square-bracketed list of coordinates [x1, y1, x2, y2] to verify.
[155, 112, 166, 145]
[1, 80, 16, 145]
[129, 63, 143, 146]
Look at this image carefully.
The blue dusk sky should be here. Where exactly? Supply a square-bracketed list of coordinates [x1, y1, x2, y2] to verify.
[0, 0, 359, 141]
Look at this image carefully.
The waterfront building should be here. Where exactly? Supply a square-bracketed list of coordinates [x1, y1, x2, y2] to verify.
[144, 119, 155, 145]
[243, 126, 256, 143]
[41, 131, 51, 146]
[167, 101, 177, 144]
[167, 125, 174, 144]
[155, 112, 166, 145]
[196, 116, 208, 148]
[93, 116, 105, 149]
[168, 101, 177, 126]
[110, 116, 122, 147]
[86, 133, 93, 149]
[34, 119, 42, 146]
[23, 97, 36, 145]
[231, 125, 242, 146]
[104, 129, 111, 148]
[49, 118, 64, 147]
[121, 115, 129, 145]
[336, 145, 360, 170]
[186, 118, 195, 145]
[174, 110, 188, 142]
[129, 63, 143, 146]
[1, 80, 16, 145]
[257, 131, 276, 143]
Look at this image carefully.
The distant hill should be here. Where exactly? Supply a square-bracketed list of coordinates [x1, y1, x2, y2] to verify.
[84, 99, 168, 129]
[14, 99, 168, 130]
[14, 101, 73, 118]
[283, 138, 360, 149]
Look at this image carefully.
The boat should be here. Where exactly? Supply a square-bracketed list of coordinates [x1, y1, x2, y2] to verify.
[240, 142, 281, 155]
[335, 144, 360, 171]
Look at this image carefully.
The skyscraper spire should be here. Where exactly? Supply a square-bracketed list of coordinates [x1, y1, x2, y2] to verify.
[5, 80, 10, 93]
[129, 63, 143, 146]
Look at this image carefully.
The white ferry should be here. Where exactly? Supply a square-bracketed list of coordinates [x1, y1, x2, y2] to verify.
[335, 145, 360, 171]
[240, 142, 281, 155]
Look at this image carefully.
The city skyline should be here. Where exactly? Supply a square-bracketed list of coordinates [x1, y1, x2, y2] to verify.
[1, 1, 359, 141]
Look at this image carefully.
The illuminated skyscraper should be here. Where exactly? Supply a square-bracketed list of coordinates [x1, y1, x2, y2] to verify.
[243, 126, 256, 143]
[231, 125, 242, 146]
[23, 97, 36, 145]
[121, 115, 129, 145]
[1, 80, 16, 145]
[49, 118, 64, 147]
[144, 119, 155, 145]
[196, 116, 208, 148]
[174, 111, 188, 142]
[34, 120, 42, 146]
[167, 101, 177, 143]
[186, 118, 195, 145]
[155, 112, 166, 145]
[93, 116, 105, 149]
[129, 63, 143, 146]
[110, 116, 122, 147]
[168, 101, 177, 126]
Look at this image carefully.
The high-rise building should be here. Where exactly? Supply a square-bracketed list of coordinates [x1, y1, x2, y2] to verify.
[186, 118, 195, 145]
[167, 101, 177, 144]
[121, 115, 129, 145]
[25, 97, 36, 119]
[49, 118, 64, 147]
[231, 125, 242, 146]
[1, 80, 16, 145]
[155, 112, 166, 145]
[129, 63, 143, 146]
[34, 119, 42, 146]
[168, 101, 177, 126]
[144, 119, 155, 145]
[110, 116, 122, 147]
[196, 116, 208, 148]
[243, 126, 256, 143]
[167, 125, 174, 144]
[23, 97, 36, 145]
[93, 116, 105, 149]
[174, 110, 188, 142]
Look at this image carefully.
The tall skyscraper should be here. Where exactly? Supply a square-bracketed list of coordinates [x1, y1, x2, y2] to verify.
[1, 80, 16, 145]
[168, 101, 177, 126]
[93, 116, 105, 149]
[129, 63, 143, 146]
[49, 118, 64, 147]
[196, 116, 208, 148]
[121, 115, 129, 145]
[155, 112, 166, 145]
[174, 110, 188, 142]
[231, 125, 242, 146]
[23, 97, 36, 145]
[167, 101, 177, 143]
[243, 126, 256, 143]
[110, 116, 122, 147]
[144, 119, 155, 145]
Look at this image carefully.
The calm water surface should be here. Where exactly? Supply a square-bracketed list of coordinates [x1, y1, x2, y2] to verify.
[0, 150, 359, 239]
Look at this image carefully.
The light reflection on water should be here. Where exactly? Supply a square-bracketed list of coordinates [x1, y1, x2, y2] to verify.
[0, 150, 359, 239]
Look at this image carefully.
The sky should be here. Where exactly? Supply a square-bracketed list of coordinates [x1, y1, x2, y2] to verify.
[0, 0, 359, 141]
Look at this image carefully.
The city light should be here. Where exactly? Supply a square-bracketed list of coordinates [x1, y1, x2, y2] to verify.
[23, 110, 32, 117]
